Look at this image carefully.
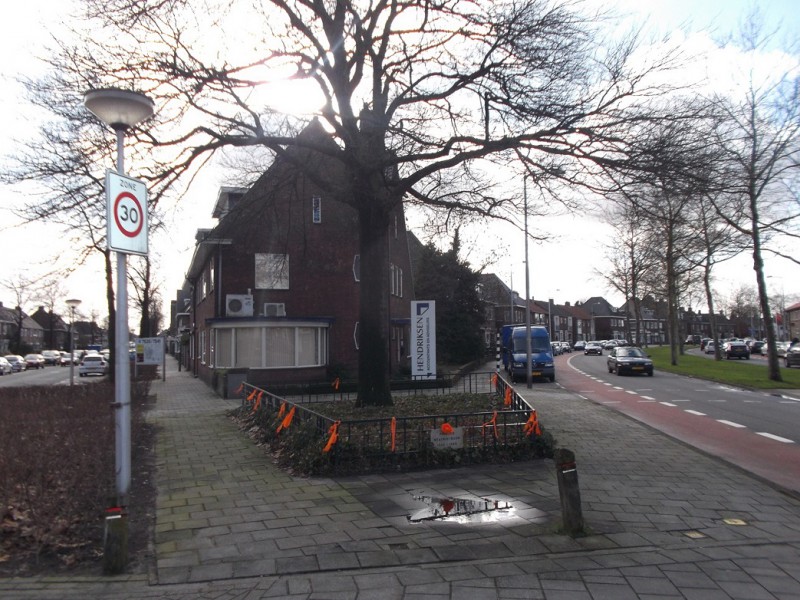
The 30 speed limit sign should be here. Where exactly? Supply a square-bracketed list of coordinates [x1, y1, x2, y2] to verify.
[106, 170, 149, 255]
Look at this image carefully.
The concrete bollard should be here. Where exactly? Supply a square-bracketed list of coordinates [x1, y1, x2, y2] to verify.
[554, 448, 585, 536]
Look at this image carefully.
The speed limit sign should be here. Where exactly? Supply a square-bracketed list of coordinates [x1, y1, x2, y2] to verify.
[106, 170, 149, 255]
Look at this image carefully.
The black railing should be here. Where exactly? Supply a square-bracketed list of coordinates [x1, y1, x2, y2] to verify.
[238, 370, 544, 474]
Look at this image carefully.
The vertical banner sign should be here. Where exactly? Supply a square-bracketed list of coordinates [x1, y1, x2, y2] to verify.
[106, 170, 149, 256]
[412, 301, 436, 380]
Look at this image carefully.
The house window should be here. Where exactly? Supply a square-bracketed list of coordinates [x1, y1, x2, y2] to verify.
[200, 329, 206, 365]
[255, 253, 289, 289]
[312, 196, 322, 223]
[213, 323, 329, 369]
[390, 264, 403, 297]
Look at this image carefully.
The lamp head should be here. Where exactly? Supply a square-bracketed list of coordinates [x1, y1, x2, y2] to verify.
[84, 88, 154, 130]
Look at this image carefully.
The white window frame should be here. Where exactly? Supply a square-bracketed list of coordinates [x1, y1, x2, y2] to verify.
[211, 322, 329, 369]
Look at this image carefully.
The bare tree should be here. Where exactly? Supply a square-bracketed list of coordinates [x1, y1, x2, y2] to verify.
[26, 0, 687, 405]
[601, 201, 658, 345]
[705, 18, 800, 380]
[129, 255, 163, 338]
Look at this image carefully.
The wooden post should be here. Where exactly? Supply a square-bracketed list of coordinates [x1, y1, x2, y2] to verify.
[103, 506, 128, 574]
[554, 448, 585, 536]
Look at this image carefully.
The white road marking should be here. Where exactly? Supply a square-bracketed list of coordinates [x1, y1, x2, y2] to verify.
[685, 410, 706, 416]
[641, 395, 656, 401]
[717, 420, 746, 428]
[625, 390, 638, 395]
[660, 402, 677, 407]
[756, 432, 794, 443]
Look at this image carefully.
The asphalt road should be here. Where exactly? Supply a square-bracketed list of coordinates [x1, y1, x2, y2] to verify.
[0, 364, 105, 387]
[555, 350, 800, 494]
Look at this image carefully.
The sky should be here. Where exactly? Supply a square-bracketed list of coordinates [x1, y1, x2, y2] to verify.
[0, 0, 799, 326]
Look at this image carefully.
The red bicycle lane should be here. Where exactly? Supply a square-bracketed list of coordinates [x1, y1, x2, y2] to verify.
[555, 355, 800, 496]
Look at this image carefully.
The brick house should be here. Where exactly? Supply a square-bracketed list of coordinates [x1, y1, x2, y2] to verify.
[0, 303, 45, 354]
[182, 121, 413, 391]
[29, 306, 68, 350]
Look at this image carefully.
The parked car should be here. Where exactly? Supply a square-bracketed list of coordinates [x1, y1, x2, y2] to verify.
[602, 340, 618, 350]
[79, 354, 109, 377]
[700, 338, 711, 351]
[584, 342, 603, 356]
[785, 343, 800, 368]
[24, 353, 45, 369]
[4, 355, 26, 372]
[607, 346, 654, 376]
[749, 340, 766, 355]
[684, 335, 701, 345]
[723, 339, 750, 360]
[774, 341, 790, 357]
[704, 341, 716, 354]
[59, 351, 80, 366]
[0, 357, 12, 375]
[573, 340, 586, 351]
[41, 350, 61, 366]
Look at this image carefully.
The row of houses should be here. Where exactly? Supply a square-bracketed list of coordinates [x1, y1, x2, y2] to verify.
[166, 124, 800, 395]
[0, 302, 106, 355]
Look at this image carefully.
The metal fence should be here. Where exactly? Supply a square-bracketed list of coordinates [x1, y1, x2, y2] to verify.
[237, 371, 545, 474]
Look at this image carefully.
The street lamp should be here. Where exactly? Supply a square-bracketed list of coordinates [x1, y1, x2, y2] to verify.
[84, 87, 153, 572]
[65, 298, 81, 387]
[524, 176, 532, 388]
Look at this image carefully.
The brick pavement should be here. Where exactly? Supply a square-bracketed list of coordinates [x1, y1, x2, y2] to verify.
[2, 357, 799, 599]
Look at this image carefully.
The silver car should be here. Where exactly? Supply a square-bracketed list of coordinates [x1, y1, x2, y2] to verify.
[0, 357, 12, 375]
[3, 355, 26, 372]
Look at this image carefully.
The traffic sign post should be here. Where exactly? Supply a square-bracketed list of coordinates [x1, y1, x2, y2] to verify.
[106, 170, 148, 255]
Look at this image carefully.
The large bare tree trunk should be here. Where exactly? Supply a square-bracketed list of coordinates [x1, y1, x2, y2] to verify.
[356, 203, 392, 407]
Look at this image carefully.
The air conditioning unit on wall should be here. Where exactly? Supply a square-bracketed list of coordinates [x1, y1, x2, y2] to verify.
[264, 302, 286, 317]
[226, 294, 254, 317]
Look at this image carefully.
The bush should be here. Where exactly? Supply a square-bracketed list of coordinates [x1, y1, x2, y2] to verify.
[0, 382, 154, 574]
[231, 392, 555, 477]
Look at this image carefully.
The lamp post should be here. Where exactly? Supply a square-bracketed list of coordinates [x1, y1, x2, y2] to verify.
[65, 298, 81, 387]
[84, 88, 153, 572]
[524, 176, 532, 388]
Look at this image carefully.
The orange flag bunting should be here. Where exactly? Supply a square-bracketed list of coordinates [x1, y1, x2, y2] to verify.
[252, 390, 264, 413]
[235, 383, 244, 395]
[482, 410, 499, 440]
[491, 373, 498, 388]
[390, 416, 397, 453]
[278, 402, 286, 417]
[523, 410, 541, 437]
[322, 420, 341, 453]
[332, 376, 341, 391]
[503, 386, 512, 407]
[246, 389, 257, 402]
[276, 406, 296, 434]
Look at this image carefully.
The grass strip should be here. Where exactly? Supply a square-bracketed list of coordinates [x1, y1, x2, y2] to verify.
[647, 345, 800, 390]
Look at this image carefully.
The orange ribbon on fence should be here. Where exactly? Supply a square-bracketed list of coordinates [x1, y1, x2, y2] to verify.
[276, 406, 296, 434]
[491, 373, 498, 388]
[503, 386, 512, 407]
[332, 376, 341, 391]
[246, 389, 257, 402]
[278, 402, 286, 417]
[235, 383, 244, 395]
[252, 390, 264, 413]
[390, 416, 397, 452]
[482, 410, 499, 440]
[523, 410, 541, 437]
[322, 420, 341, 453]
[440, 422, 454, 435]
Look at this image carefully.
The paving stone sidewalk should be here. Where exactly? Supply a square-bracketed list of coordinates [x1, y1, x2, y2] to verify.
[2, 357, 800, 599]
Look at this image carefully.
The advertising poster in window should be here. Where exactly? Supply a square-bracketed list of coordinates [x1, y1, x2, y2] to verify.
[411, 301, 436, 380]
